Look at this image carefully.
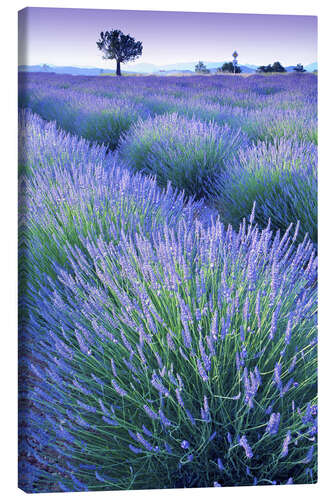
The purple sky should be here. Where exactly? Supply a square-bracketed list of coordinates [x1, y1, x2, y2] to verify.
[18, 7, 317, 68]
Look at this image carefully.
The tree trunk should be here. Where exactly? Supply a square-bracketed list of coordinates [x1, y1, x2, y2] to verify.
[116, 60, 121, 76]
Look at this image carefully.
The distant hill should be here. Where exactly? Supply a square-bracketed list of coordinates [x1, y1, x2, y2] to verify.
[282, 64, 317, 73]
[304, 62, 318, 72]
[127, 61, 258, 73]
[18, 65, 116, 76]
[18, 61, 317, 76]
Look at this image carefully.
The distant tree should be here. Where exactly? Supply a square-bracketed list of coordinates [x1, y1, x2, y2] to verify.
[256, 65, 265, 73]
[96, 29, 143, 76]
[195, 61, 210, 74]
[257, 62, 286, 73]
[42, 64, 50, 72]
[257, 65, 270, 73]
[271, 61, 286, 73]
[293, 64, 306, 73]
[218, 62, 241, 73]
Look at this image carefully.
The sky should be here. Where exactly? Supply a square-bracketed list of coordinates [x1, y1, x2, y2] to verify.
[18, 7, 317, 69]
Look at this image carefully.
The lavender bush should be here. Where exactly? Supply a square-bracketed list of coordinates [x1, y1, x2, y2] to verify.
[19, 86, 150, 150]
[213, 137, 317, 243]
[118, 113, 248, 198]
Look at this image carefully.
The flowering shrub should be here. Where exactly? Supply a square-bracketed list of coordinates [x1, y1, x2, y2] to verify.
[212, 137, 317, 243]
[18, 87, 150, 150]
[118, 113, 248, 198]
[244, 106, 317, 144]
[19, 110, 317, 492]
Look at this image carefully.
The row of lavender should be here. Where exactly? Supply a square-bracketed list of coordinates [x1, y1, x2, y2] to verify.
[18, 72, 317, 243]
[18, 72, 317, 147]
[19, 108, 317, 492]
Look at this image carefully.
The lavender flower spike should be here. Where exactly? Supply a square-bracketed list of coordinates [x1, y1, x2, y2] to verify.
[239, 435, 253, 459]
[181, 440, 190, 450]
[281, 430, 292, 458]
[265, 412, 281, 435]
[111, 379, 127, 397]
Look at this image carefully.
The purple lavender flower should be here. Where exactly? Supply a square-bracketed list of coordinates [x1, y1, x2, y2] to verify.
[143, 405, 159, 420]
[175, 388, 185, 408]
[181, 325, 192, 349]
[151, 373, 170, 397]
[129, 444, 144, 454]
[285, 319, 292, 345]
[136, 433, 154, 452]
[102, 416, 118, 426]
[110, 358, 117, 377]
[265, 412, 281, 435]
[239, 435, 253, 459]
[274, 362, 282, 389]
[217, 458, 224, 471]
[142, 425, 153, 437]
[181, 440, 190, 450]
[75, 330, 91, 356]
[159, 409, 171, 427]
[166, 332, 176, 351]
[164, 441, 172, 453]
[243, 297, 250, 323]
[240, 325, 245, 342]
[199, 339, 211, 372]
[202, 395, 211, 419]
[196, 358, 209, 382]
[111, 379, 127, 397]
[303, 445, 314, 463]
[185, 409, 196, 426]
[208, 431, 217, 442]
[76, 400, 96, 413]
[281, 430, 292, 458]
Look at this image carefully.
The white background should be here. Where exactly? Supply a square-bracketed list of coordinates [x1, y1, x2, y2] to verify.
[1, 1, 332, 499]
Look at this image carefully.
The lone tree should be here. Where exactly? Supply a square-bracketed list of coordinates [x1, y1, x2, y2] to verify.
[218, 62, 241, 74]
[96, 29, 143, 76]
[293, 63, 306, 73]
[195, 61, 210, 74]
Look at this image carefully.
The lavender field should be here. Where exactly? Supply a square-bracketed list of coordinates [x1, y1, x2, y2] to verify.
[18, 72, 317, 492]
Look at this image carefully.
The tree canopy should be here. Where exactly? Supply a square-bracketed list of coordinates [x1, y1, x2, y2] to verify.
[217, 62, 242, 74]
[293, 64, 306, 73]
[195, 61, 210, 74]
[257, 61, 286, 73]
[96, 29, 143, 76]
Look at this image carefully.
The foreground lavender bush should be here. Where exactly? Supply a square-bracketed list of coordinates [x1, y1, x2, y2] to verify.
[213, 137, 317, 243]
[23, 216, 317, 492]
[118, 113, 248, 198]
[19, 112, 317, 492]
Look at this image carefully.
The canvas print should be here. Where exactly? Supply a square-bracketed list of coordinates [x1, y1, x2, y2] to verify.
[18, 7, 318, 493]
